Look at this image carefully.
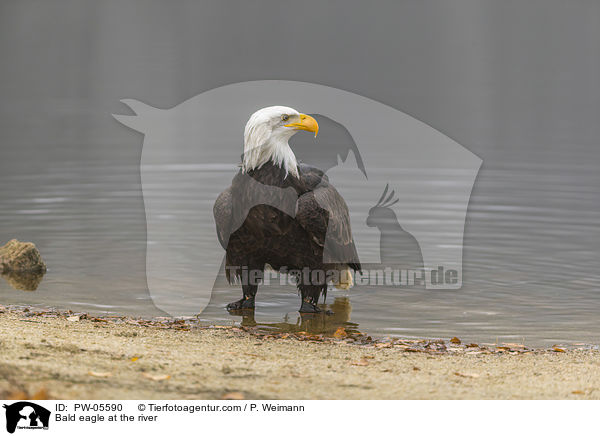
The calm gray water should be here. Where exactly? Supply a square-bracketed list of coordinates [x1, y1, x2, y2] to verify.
[1, 140, 599, 348]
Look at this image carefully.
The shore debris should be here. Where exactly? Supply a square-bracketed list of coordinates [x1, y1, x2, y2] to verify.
[454, 371, 480, 378]
[333, 327, 348, 339]
[1, 388, 50, 401]
[88, 371, 113, 378]
[0, 305, 591, 355]
[142, 373, 171, 381]
[221, 392, 245, 400]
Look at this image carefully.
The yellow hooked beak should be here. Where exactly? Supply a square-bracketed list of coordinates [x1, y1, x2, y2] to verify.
[285, 113, 319, 137]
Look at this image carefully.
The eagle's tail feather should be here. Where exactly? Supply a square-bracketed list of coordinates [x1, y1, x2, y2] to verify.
[333, 267, 354, 290]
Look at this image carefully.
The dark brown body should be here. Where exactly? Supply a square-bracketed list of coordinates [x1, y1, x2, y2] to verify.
[213, 161, 360, 312]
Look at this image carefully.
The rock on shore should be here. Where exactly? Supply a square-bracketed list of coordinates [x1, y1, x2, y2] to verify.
[0, 239, 47, 274]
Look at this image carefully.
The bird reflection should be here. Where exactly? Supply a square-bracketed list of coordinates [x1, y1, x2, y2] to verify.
[235, 296, 358, 336]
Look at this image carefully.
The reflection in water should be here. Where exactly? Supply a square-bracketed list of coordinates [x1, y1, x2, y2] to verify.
[231, 297, 359, 336]
[1, 271, 45, 291]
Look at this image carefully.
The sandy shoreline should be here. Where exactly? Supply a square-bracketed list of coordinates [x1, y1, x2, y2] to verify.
[0, 305, 599, 400]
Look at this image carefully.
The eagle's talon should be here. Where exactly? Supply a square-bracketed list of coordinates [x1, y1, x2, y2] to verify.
[299, 300, 322, 313]
[227, 297, 255, 311]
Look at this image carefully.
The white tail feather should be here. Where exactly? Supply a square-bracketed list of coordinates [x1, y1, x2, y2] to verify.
[334, 268, 354, 290]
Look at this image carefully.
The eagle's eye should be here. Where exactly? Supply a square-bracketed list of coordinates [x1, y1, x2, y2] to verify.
[281, 114, 289, 122]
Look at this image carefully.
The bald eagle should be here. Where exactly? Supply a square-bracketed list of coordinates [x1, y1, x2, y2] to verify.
[213, 106, 361, 313]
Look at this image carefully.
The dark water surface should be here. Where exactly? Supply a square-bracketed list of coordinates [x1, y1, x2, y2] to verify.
[1, 141, 599, 348]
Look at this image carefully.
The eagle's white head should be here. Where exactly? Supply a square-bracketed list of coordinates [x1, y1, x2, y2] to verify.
[242, 106, 319, 178]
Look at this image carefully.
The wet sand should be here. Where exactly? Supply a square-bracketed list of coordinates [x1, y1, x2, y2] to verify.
[0, 307, 598, 400]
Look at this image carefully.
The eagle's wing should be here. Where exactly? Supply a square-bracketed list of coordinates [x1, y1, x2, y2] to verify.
[298, 162, 328, 190]
[295, 176, 361, 271]
[213, 186, 233, 249]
